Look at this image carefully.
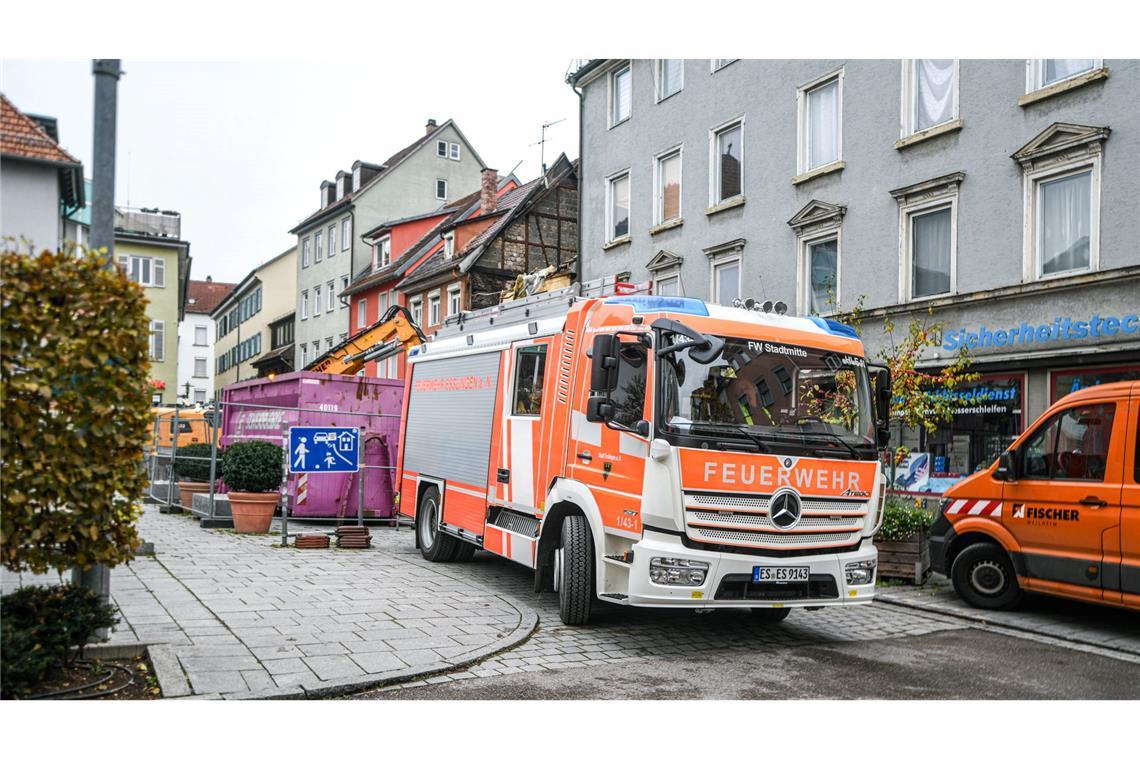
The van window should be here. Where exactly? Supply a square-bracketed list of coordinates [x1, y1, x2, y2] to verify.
[611, 341, 648, 429]
[512, 345, 547, 416]
[1022, 402, 1115, 481]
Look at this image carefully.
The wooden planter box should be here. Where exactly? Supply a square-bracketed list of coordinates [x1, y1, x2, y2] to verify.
[874, 528, 930, 584]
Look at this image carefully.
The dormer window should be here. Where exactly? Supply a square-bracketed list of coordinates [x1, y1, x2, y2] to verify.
[336, 175, 346, 200]
[372, 235, 391, 271]
[352, 166, 362, 190]
[443, 232, 455, 259]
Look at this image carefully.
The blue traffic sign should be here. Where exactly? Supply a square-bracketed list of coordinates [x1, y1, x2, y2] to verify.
[288, 426, 360, 473]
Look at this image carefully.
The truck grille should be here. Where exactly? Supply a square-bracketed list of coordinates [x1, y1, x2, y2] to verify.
[684, 492, 867, 551]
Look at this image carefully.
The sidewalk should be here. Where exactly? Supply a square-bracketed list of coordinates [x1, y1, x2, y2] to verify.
[877, 576, 1140, 656]
[2, 506, 536, 699]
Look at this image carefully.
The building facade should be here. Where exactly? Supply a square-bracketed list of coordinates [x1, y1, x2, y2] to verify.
[571, 58, 1140, 496]
[113, 208, 192, 406]
[289, 119, 486, 369]
[179, 278, 236, 405]
[212, 247, 296, 393]
[0, 94, 84, 252]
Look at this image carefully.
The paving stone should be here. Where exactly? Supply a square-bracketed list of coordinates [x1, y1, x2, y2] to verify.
[306, 654, 366, 680]
[349, 651, 406, 674]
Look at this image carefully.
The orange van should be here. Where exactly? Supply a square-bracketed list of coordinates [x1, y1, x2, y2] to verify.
[149, 408, 217, 450]
[929, 380, 1139, 611]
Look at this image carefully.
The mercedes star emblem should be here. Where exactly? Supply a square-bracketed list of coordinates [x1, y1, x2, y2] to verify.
[769, 489, 803, 530]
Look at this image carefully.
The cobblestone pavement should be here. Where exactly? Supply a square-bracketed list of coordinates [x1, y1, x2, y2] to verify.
[2, 506, 533, 699]
[877, 576, 1140, 656]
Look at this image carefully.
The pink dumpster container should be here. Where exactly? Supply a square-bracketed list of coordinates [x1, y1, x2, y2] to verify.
[220, 371, 403, 519]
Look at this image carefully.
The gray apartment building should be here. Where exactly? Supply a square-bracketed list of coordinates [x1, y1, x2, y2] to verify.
[288, 119, 486, 369]
[569, 58, 1139, 496]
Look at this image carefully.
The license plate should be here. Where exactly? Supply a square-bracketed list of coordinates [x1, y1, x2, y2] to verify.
[753, 566, 810, 583]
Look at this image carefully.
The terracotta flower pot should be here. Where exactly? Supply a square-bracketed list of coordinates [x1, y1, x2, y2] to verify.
[229, 491, 280, 533]
[177, 481, 210, 510]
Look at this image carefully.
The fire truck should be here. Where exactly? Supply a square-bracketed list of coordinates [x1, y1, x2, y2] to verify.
[395, 280, 893, 624]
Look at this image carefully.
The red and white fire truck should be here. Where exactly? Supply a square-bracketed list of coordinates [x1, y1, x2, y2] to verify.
[395, 281, 893, 624]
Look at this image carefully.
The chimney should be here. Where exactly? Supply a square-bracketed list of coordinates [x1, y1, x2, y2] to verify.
[480, 169, 499, 214]
[206, 275, 212, 283]
[425, 118, 438, 135]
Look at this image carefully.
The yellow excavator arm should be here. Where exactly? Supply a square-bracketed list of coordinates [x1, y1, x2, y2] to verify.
[304, 305, 426, 375]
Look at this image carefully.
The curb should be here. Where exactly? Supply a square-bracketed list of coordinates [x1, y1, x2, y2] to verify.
[875, 592, 1140, 657]
[221, 601, 539, 700]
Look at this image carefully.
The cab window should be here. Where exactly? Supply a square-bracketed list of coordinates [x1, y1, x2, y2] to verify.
[611, 341, 648, 429]
[512, 345, 547, 416]
[1022, 402, 1115, 481]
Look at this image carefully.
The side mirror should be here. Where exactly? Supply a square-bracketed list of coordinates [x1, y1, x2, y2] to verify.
[586, 396, 614, 424]
[869, 364, 892, 444]
[877, 427, 892, 448]
[590, 334, 619, 393]
[995, 450, 1019, 482]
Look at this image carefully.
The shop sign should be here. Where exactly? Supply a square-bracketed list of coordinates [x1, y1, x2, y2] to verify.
[942, 312, 1139, 352]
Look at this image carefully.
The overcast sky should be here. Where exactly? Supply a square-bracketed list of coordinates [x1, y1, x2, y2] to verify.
[1, 59, 579, 283]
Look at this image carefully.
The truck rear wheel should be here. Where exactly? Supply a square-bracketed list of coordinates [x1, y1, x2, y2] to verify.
[417, 485, 458, 562]
[555, 515, 593, 625]
[749, 607, 791, 622]
[951, 542, 1023, 610]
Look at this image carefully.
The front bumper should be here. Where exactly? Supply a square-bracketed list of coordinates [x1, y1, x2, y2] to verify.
[927, 511, 956, 576]
[615, 530, 877, 608]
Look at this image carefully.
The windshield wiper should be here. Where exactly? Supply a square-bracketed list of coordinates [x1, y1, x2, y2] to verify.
[793, 428, 863, 459]
[686, 423, 773, 453]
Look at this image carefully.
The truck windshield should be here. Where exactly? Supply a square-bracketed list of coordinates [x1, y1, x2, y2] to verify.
[656, 332, 876, 456]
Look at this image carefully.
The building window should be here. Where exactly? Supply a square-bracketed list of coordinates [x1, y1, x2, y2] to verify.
[301, 343, 308, 365]
[1036, 169, 1094, 278]
[358, 299, 367, 330]
[193, 389, 207, 404]
[194, 357, 207, 378]
[805, 237, 839, 315]
[711, 59, 737, 72]
[379, 290, 389, 318]
[654, 147, 682, 224]
[711, 257, 740, 306]
[341, 276, 349, 307]
[428, 294, 441, 326]
[798, 70, 842, 174]
[342, 217, 351, 250]
[410, 297, 423, 326]
[327, 280, 335, 312]
[902, 59, 958, 136]
[118, 255, 165, 287]
[302, 237, 311, 267]
[448, 285, 461, 316]
[374, 235, 391, 270]
[654, 273, 679, 296]
[610, 64, 631, 127]
[449, 143, 460, 160]
[300, 290, 309, 320]
[512, 345, 548, 416]
[443, 232, 455, 259]
[436, 179, 447, 200]
[656, 59, 683, 101]
[437, 140, 447, 157]
[325, 337, 333, 351]
[1028, 59, 1101, 91]
[194, 324, 208, 346]
[605, 171, 631, 243]
[892, 173, 961, 302]
[314, 230, 323, 262]
[710, 119, 743, 205]
[149, 320, 165, 361]
[789, 200, 846, 316]
[312, 341, 320, 360]
[327, 224, 336, 257]
[313, 284, 322, 317]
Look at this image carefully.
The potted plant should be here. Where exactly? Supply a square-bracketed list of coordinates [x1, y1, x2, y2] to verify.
[171, 443, 215, 510]
[874, 497, 934, 583]
[220, 441, 283, 533]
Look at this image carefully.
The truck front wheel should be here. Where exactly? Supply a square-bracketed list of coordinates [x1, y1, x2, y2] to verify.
[951, 542, 1023, 610]
[555, 515, 594, 625]
[417, 485, 458, 562]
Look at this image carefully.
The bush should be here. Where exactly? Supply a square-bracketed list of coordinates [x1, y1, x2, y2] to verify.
[1, 585, 119, 698]
[877, 497, 935, 542]
[172, 443, 215, 482]
[1, 246, 149, 573]
[221, 441, 283, 493]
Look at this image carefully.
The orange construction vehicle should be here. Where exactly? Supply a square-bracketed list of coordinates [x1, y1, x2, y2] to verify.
[305, 305, 426, 376]
[395, 280, 893, 625]
[150, 407, 217, 450]
[930, 380, 1140, 611]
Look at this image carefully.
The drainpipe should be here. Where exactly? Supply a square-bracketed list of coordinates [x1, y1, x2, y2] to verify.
[571, 78, 585, 290]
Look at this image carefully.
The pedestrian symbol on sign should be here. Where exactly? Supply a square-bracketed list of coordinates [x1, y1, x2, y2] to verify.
[288, 426, 360, 473]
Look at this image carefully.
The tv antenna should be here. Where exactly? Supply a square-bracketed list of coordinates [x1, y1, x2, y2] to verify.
[530, 117, 565, 175]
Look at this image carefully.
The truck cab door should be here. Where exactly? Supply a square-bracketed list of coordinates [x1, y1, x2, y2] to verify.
[1003, 400, 1124, 602]
[1117, 395, 1140, 608]
[495, 340, 553, 513]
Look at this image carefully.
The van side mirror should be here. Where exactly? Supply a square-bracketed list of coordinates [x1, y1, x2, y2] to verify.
[590, 334, 619, 393]
[586, 396, 614, 424]
[869, 364, 892, 445]
[995, 450, 1019, 482]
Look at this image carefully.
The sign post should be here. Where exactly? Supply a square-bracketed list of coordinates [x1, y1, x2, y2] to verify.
[357, 428, 365, 527]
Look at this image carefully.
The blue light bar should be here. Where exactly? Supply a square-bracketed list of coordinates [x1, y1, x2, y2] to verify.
[604, 295, 709, 316]
[808, 315, 860, 340]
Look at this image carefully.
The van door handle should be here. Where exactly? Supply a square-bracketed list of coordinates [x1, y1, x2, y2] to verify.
[576, 450, 592, 462]
[1080, 496, 1108, 508]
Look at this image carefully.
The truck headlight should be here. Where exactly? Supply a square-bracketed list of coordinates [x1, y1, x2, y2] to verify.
[649, 557, 709, 586]
[845, 559, 876, 586]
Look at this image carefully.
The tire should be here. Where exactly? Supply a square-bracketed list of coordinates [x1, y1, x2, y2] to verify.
[749, 607, 791, 622]
[556, 515, 594, 625]
[452, 541, 477, 562]
[951, 542, 1023, 610]
[416, 486, 458, 562]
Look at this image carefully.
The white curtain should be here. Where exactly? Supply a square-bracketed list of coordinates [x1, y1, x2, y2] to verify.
[1041, 171, 1091, 275]
[912, 207, 951, 297]
[614, 69, 631, 121]
[808, 80, 839, 169]
[809, 239, 838, 313]
[914, 59, 955, 131]
[661, 59, 682, 97]
[1045, 59, 1095, 85]
[716, 262, 740, 306]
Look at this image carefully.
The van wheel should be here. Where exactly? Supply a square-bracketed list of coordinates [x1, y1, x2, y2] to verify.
[416, 486, 457, 562]
[951, 543, 1023, 610]
[749, 608, 791, 622]
[556, 515, 594, 625]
